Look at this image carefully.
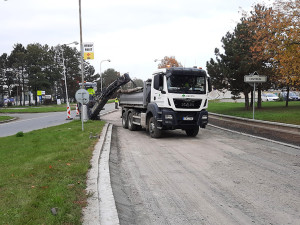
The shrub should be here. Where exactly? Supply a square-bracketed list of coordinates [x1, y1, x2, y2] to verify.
[16, 131, 24, 137]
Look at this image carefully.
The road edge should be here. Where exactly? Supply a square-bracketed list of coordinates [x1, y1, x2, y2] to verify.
[82, 122, 119, 225]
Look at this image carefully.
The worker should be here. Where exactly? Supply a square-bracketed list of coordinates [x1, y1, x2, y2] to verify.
[87, 87, 95, 100]
[115, 97, 119, 109]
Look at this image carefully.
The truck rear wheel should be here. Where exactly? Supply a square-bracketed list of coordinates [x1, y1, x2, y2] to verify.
[122, 113, 128, 129]
[128, 113, 137, 131]
[185, 126, 199, 137]
[148, 117, 162, 138]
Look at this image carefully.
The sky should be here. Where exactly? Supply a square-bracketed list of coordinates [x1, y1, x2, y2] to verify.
[0, 0, 274, 81]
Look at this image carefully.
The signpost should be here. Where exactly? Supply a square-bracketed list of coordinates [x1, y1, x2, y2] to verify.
[244, 72, 267, 119]
[75, 89, 89, 105]
[75, 89, 90, 130]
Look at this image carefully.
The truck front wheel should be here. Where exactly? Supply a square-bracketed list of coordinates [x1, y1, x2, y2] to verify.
[185, 126, 199, 137]
[148, 117, 162, 138]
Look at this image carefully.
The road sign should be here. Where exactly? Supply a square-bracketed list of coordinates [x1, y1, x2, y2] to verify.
[244, 72, 267, 120]
[75, 89, 90, 104]
[244, 72, 267, 83]
[83, 42, 94, 60]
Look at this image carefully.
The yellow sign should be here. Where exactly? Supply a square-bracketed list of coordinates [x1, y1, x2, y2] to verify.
[84, 52, 94, 60]
[83, 42, 94, 60]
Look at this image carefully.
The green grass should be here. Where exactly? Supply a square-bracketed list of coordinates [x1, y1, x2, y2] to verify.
[208, 100, 300, 125]
[0, 120, 105, 224]
[0, 100, 116, 113]
[0, 104, 76, 113]
[0, 116, 14, 122]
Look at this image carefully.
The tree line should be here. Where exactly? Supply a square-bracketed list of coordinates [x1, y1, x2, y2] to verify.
[206, 0, 299, 108]
[0, 43, 97, 106]
[0, 42, 147, 106]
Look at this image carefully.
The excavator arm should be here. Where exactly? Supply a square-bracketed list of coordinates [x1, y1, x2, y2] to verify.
[89, 73, 131, 120]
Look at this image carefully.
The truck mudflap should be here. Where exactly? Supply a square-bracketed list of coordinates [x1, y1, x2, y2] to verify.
[159, 109, 208, 129]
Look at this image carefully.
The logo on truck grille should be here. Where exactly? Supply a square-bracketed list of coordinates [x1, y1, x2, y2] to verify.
[173, 99, 202, 109]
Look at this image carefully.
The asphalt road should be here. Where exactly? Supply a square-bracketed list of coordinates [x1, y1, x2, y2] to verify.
[102, 110, 300, 225]
[0, 103, 116, 137]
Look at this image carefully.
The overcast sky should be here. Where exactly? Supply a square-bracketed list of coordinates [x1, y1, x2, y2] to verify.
[0, 0, 274, 81]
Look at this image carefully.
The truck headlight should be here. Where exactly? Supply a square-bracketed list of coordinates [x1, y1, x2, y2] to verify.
[202, 115, 208, 120]
[165, 114, 173, 120]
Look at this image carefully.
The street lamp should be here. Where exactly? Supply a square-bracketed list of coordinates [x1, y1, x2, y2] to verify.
[100, 59, 111, 92]
[78, 0, 85, 131]
[61, 41, 78, 119]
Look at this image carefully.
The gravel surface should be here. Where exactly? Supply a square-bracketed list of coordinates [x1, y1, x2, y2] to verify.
[103, 110, 300, 225]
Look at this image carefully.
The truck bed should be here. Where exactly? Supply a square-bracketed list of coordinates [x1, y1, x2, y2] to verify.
[119, 80, 151, 108]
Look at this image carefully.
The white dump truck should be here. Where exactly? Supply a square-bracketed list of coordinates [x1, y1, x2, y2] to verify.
[119, 67, 212, 138]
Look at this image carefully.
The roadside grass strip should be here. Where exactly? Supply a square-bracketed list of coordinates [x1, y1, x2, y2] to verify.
[0, 120, 105, 224]
[0, 104, 76, 113]
[208, 101, 300, 125]
[0, 100, 116, 113]
[0, 116, 14, 122]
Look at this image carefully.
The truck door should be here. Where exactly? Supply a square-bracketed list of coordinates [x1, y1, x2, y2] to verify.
[152, 73, 166, 107]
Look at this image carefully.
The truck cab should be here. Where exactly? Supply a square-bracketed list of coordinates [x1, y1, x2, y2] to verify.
[151, 67, 211, 111]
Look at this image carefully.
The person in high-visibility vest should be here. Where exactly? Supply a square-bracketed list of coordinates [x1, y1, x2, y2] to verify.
[115, 97, 119, 109]
[87, 87, 95, 96]
[87, 87, 95, 101]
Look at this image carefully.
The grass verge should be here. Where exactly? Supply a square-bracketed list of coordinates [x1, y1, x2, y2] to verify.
[0, 100, 116, 113]
[208, 100, 300, 125]
[0, 120, 105, 224]
[0, 116, 14, 122]
[0, 104, 76, 113]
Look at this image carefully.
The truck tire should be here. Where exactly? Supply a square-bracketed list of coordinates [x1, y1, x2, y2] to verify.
[128, 113, 137, 131]
[148, 117, 162, 138]
[122, 113, 128, 129]
[185, 126, 199, 137]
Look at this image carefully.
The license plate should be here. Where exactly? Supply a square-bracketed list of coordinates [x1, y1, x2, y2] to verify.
[183, 116, 193, 121]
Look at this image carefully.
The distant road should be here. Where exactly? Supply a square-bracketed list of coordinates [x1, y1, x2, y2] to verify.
[0, 103, 116, 137]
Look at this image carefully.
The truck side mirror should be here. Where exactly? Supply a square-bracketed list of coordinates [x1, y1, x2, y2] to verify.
[153, 74, 164, 91]
[153, 75, 160, 90]
[208, 77, 212, 92]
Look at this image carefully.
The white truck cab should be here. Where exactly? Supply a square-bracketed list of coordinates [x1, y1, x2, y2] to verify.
[120, 67, 212, 138]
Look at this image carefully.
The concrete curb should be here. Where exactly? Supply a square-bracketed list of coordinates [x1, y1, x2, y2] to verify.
[0, 117, 18, 123]
[209, 112, 300, 146]
[82, 123, 119, 225]
[209, 112, 300, 130]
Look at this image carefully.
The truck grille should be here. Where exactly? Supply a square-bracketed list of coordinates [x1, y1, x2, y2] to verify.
[173, 99, 202, 109]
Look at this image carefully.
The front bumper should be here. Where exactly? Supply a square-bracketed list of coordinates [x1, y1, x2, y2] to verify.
[159, 109, 208, 129]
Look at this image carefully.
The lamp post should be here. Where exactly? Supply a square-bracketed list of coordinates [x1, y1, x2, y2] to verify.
[61, 41, 79, 120]
[78, 0, 85, 131]
[100, 59, 111, 92]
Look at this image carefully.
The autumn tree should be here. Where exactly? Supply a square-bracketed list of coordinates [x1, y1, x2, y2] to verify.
[157, 56, 182, 68]
[245, 0, 300, 106]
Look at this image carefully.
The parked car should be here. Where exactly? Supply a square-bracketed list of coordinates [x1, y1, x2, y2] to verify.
[280, 91, 299, 101]
[261, 93, 279, 102]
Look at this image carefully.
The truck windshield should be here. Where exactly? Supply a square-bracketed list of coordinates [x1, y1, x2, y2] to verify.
[167, 75, 206, 94]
